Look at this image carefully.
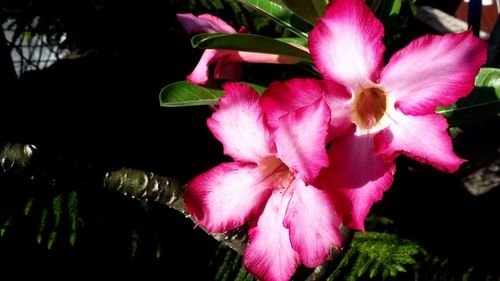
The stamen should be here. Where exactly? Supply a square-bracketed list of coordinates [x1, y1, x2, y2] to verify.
[351, 86, 389, 131]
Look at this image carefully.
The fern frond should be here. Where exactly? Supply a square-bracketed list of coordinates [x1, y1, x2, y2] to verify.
[330, 231, 426, 280]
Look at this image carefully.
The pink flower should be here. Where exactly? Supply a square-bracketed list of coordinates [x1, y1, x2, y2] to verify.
[177, 13, 302, 85]
[184, 83, 342, 281]
[262, 0, 487, 231]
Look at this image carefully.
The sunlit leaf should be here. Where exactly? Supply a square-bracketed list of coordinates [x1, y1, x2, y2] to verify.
[243, 82, 267, 95]
[68, 191, 79, 246]
[191, 33, 312, 63]
[160, 81, 266, 107]
[389, 0, 403, 15]
[276, 37, 308, 48]
[330, 231, 426, 281]
[238, 0, 312, 37]
[24, 197, 35, 216]
[437, 68, 500, 125]
[270, 0, 325, 24]
[160, 81, 225, 107]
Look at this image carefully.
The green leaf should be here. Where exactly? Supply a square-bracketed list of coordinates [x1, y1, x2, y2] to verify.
[131, 229, 139, 258]
[68, 191, 79, 246]
[160, 81, 225, 107]
[191, 33, 312, 63]
[36, 208, 49, 245]
[160, 81, 267, 107]
[437, 68, 500, 126]
[1, 216, 13, 237]
[238, 0, 312, 38]
[389, 0, 403, 15]
[331, 232, 426, 280]
[276, 37, 308, 48]
[24, 197, 35, 216]
[270, 0, 325, 24]
[242, 82, 267, 95]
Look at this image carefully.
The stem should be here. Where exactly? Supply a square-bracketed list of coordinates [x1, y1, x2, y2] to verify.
[103, 167, 249, 254]
[104, 167, 355, 280]
[1, 142, 355, 280]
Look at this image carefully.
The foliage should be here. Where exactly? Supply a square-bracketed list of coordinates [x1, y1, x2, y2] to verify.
[160, 81, 265, 107]
[159, 0, 500, 127]
[437, 67, 500, 126]
[206, 227, 428, 281]
[238, 0, 312, 38]
[191, 33, 312, 62]
[328, 231, 426, 280]
[0, 143, 164, 260]
[1, 0, 500, 279]
[210, 244, 255, 281]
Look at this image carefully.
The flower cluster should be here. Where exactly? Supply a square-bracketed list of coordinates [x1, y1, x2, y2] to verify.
[177, 13, 302, 85]
[179, 0, 487, 280]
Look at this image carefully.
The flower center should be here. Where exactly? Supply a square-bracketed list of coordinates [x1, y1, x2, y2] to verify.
[260, 157, 295, 191]
[351, 86, 392, 132]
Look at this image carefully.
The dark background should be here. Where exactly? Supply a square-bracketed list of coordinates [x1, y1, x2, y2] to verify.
[0, 0, 499, 279]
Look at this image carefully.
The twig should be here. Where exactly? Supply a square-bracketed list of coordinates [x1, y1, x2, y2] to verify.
[104, 167, 249, 254]
[1, 142, 354, 280]
[104, 167, 355, 281]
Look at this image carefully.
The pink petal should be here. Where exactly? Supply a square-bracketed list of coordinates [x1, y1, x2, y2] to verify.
[260, 78, 353, 139]
[274, 98, 330, 184]
[244, 189, 300, 281]
[238, 25, 249, 33]
[319, 130, 395, 231]
[184, 162, 273, 233]
[208, 83, 274, 163]
[176, 13, 236, 35]
[380, 31, 487, 115]
[309, 0, 385, 88]
[261, 79, 327, 129]
[374, 111, 466, 173]
[214, 60, 243, 81]
[187, 50, 301, 85]
[226, 51, 301, 64]
[284, 180, 342, 267]
[324, 80, 355, 139]
[186, 49, 223, 85]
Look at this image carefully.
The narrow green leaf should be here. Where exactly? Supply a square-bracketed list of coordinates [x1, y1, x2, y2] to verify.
[437, 68, 500, 125]
[47, 194, 63, 250]
[52, 194, 63, 228]
[393, 264, 407, 273]
[276, 37, 308, 48]
[68, 191, 79, 246]
[389, 0, 403, 15]
[270, 0, 325, 24]
[155, 233, 162, 259]
[131, 229, 139, 258]
[47, 232, 57, 250]
[160, 81, 225, 107]
[24, 197, 35, 216]
[242, 82, 267, 95]
[191, 33, 312, 63]
[160, 81, 267, 107]
[156, 246, 162, 259]
[238, 0, 312, 37]
[1, 216, 13, 237]
[37, 208, 49, 245]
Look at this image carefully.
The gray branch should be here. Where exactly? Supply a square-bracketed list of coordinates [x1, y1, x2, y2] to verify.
[103, 168, 250, 254]
[1, 142, 354, 280]
[104, 167, 354, 280]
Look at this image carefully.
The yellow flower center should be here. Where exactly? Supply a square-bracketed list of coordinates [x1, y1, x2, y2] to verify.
[351, 86, 393, 133]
